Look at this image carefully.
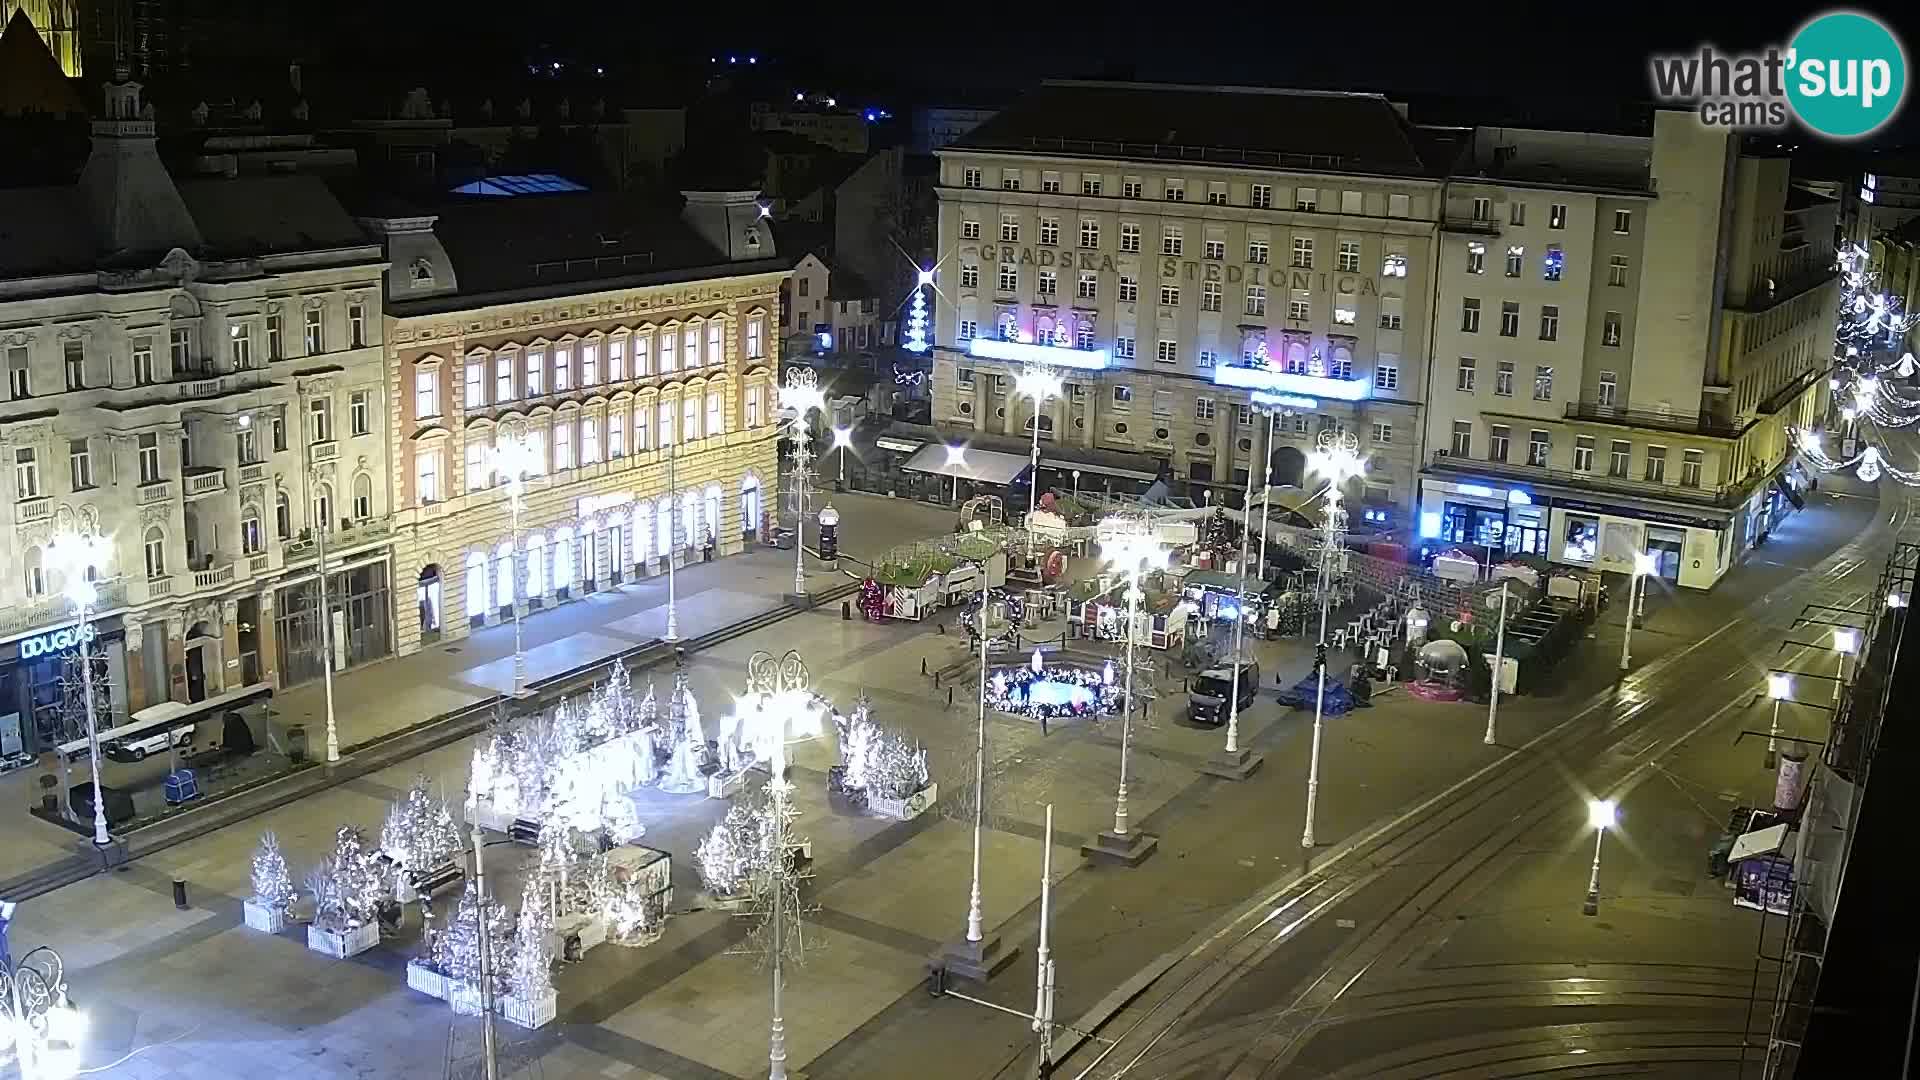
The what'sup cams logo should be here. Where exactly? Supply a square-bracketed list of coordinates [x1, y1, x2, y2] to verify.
[1649, 10, 1908, 138]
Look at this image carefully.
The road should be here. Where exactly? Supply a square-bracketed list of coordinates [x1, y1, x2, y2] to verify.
[1060, 483, 1908, 1080]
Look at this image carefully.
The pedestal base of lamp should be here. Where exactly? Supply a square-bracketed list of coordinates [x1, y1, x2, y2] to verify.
[510, 686, 537, 700]
[935, 933, 1018, 983]
[88, 837, 129, 867]
[1082, 829, 1159, 866]
[784, 592, 815, 608]
[1582, 892, 1600, 916]
[1200, 747, 1265, 781]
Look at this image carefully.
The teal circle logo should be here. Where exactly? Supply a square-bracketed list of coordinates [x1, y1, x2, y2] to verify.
[1787, 11, 1908, 138]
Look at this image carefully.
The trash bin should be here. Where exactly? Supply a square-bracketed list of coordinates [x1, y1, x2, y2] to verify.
[287, 725, 308, 764]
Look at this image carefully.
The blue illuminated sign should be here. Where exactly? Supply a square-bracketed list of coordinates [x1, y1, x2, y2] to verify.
[20, 623, 96, 660]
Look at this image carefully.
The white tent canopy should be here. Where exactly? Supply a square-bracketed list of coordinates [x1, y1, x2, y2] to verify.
[901, 444, 1032, 485]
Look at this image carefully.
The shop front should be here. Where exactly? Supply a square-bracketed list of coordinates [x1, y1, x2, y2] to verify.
[0, 616, 131, 763]
[1419, 479, 1545, 558]
[275, 557, 395, 689]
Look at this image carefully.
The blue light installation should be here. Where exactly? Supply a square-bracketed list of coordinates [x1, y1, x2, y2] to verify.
[903, 272, 931, 354]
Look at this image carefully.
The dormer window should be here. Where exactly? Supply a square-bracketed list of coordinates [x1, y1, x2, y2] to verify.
[409, 258, 435, 287]
[744, 226, 761, 249]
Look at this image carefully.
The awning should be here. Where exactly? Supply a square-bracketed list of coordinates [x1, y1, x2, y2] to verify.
[1730, 823, 1792, 864]
[59, 681, 274, 757]
[901, 444, 1032, 485]
[876, 437, 924, 454]
[1039, 457, 1158, 482]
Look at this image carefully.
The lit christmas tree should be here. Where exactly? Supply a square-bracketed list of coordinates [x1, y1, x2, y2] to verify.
[250, 830, 295, 911]
[1201, 507, 1240, 570]
[434, 882, 512, 1012]
[658, 670, 707, 794]
[903, 281, 930, 354]
[510, 878, 555, 1001]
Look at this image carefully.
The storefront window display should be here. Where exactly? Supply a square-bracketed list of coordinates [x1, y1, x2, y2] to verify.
[1441, 502, 1506, 548]
[1562, 515, 1599, 563]
[1504, 506, 1547, 557]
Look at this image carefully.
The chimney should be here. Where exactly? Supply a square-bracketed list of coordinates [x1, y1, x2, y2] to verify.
[680, 189, 775, 262]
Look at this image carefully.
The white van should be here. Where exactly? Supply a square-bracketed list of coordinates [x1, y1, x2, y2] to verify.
[103, 724, 193, 763]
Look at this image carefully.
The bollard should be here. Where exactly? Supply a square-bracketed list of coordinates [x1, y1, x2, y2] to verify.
[922, 657, 929, 676]
[173, 878, 189, 909]
[934, 671, 942, 689]
[841, 600, 851, 620]
[947, 687, 954, 708]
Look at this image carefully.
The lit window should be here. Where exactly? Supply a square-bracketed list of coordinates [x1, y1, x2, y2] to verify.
[414, 367, 440, 418]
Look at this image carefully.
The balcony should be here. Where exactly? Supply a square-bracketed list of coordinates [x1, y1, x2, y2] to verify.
[282, 517, 396, 563]
[239, 462, 267, 485]
[1563, 401, 1748, 439]
[1427, 451, 1741, 508]
[191, 561, 235, 590]
[137, 481, 174, 505]
[310, 440, 338, 464]
[183, 467, 227, 499]
[1442, 215, 1502, 236]
[148, 575, 174, 598]
[15, 497, 51, 524]
[248, 553, 272, 575]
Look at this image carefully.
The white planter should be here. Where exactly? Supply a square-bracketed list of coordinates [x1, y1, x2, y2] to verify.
[868, 782, 938, 822]
[500, 988, 558, 1030]
[306, 920, 379, 959]
[242, 898, 286, 934]
[406, 959, 450, 1001]
[707, 770, 745, 800]
[448, 984, 486, 1017]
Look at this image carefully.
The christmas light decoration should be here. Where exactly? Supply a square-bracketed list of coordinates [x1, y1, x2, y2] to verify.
[903, 275, 930, 354]
[986, 661, 1123, 721]
[434, 882, 512, 1013]
[250, 830, 295, 912]
[381, 777, 463, 883]
[311, 826, 388, 932]
[658, 669, 708, 795]
[510, 877, 556, 1000]
[837, 703, 929, 802]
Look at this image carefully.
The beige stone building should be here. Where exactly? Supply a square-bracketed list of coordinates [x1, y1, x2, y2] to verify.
[358, 187, 787, 656]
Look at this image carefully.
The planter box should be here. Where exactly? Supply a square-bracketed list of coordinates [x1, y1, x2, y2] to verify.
[307, 920, 379, 959]
[868, 782, 938, 822]
[500, 988, 558, 1029]
[449, 984, 486, 1017]
[707, 770, 745, 800]
[406, 959, 450, 1001]
[242, 898, 286, 934]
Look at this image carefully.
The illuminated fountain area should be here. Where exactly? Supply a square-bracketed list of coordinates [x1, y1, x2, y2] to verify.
[985, 649, 1124, 724]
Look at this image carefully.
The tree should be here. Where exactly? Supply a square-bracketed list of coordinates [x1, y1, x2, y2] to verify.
[250, 831, 295, 911]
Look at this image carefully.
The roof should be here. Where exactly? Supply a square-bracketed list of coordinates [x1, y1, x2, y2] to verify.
[0, 185, 91, 275]
[827, 264, 875, 300]
[1786, 185, 1838, 212]
[0, 10, 83, 118]
[951, 80, 1439, 178]
[900, 443, 1030, 485]
[177, 175, 373, 257]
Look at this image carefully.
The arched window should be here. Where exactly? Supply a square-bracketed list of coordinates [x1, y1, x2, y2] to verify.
[525, 532, 545, 597]
[493, 543, 513, 609]
[144, 526, 166, 578]
[704, 484, 722, 545]
[632, 500, 652, 563]
[465, 550, 488, 618]
[313, 482, 333, 533]
[241, 505, 263, 555]
[682, 491, 701, 549]
[554, 525, 576, 588]
[23, 546, 44, 598]
[740, 474, 762, 539]
[352, 472, 374, 520]
[1285, 341, 1309, 375]
[275, 491, 292, 538]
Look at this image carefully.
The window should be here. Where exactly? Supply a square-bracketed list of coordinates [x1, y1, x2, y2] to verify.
[1509, 201, 1527, 226]
[348, 302, 367, 348]
[1505, 245, 1524, 277]
[1539, 305, 1559, 341]
[1001, 169, 1020, 191]
[998, 264, 1018, 292]
[1000, 213, 1020, 243]
[550, 344, 573, 389]
[1603, 311, 1622, 347]
[1204, 239, 1225, 260]
[609, 412, 626, 457]
[303, 308, 323, 353]
[1195, 397, 1216, 421]
[1081, 175, 1103, 196]
[1380, 296, 1403, 329]
[242, 509, 262, 555]
[1197, 281, 1219, 311]
[138, 433, 161, 483]
[682, 395, 700, 441]
[1288, 290, 1310, 321]
[746, 317, 765, 361]
[1528, 430, 1550, 467]
[1080, 219, 1099, 248]
[266, 315, 283, 360]
[309, 396, 332, 443]
[998, 314, 1019, 340]
[1196, 349, 1218, 369]
[1112, 385, 1133, 406]
[958, 319, 978, 340]
[1076, 272, 1097, 301]
[1499, 301, 1520, 337]
[272, 411, 286, 452]
[68, 438, 91, 489]
[1489, 425, 1511, 462]
[1461, 298, 1481, 332]
[1164, 179, 1185, 202]
[1039, 217, 1059, 246]
[551, 420, 573, 470]
[1608, 440, 1630, 477]
[659, 332, 677, 373]
[1598, 370, 1617, 406]
[416, 447, 441, 503]
[963, 167, 982, 188]
[1543, 246, 1564, 282]
[608, 337, 627, 379]
[1466, 242, 1486, 275]
[1450, 421, 1472, 456]
[1682, 449, 1703, 487]
[1613, 209, 1632, 234]
[582, 341, 600, 384]
[1119, 276, 1138, 302]
[1383, 250, 1407, 277]
[1495, 360, 1515, 396]
[465, 358, 485, 407]
[961, 220, 981, 240]
[1116, 336, 1135, 360]
[1245, 285, 1266, 316]
[1457, 357, 1477, 392]
[1039, 270, 1058, 297]
[1574, 436, 1595, 471]
[961, 264, 979, 289]
[1159, 284, 1180, 307]
[1120, 223, 1141, 252]
[466, 442, 489, 491]
[1472, 196, 1492, 221]
[6, 348, 28, 399]
[526, 349, 546, 394]
[1334, 292, 1356, 325]
[1534, 365, 1554, 401]
[1161, 225, 1183, 256]
[1388, 192, 1410, 217]
[1291, 236, 1313, 268]
[144, 527, 166, 579]
[1372, 422, 1393, 444]
[681, 331, 698, 372]
[414, 367, 439, 418]
[1041, 172, 1061, 193]
[1251, 184, 1273, 208]
[1294, 187, 1318, 211]
[1608, 255, 1629, 287]
[1375, 361, 1399, 391]
[1645, 445, 1667, 482]
[275, 492, 291, 538]
[636, 404, 652, 449]
[169, 327, 192, 373]
[1549, 203, 1567, 229]
[1206, 182, 1227, 206]
[1155, 339, 1178, 364]
[582, 417, 600, 463]
[496, 352, 514, 400]
[13, 448, 37, 499]
[1151, 390, 1174, 417]
[1077, 323, 1096, 350]
[1123, 177, 1143, 199]
[350, 390, 371, 435]
[1341, 189, 1364, 214]
[1338, 241, 1360, 273]
[353, 474, 372, 520]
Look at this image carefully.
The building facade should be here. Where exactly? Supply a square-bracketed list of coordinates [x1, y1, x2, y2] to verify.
[361, 189, 787, 659]
[1421, 113, 1836, 590]
[930, 82, 1442, 517]
[0, 72, 393, 757]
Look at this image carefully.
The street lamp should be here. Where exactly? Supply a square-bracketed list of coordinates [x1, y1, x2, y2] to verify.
[1832, 627, 1859, 706]
[831, 426, 853, 486]
[1301, 431, 1364, 850]
[1205, 426, 1264, 779]
[1093, 521, 1168, 862]
[945, 444, 967, 505]
[1618, 552, 1657, 672]
[1071, 469, 1081, 504]
[1484, 580, 1510, 746]
[1582, 798, 1617, 916]
[0, 942, 84, 1080]
[43, 531, 113, 847]
[489, 430, 545, 696]
[780, 369, 826, 599]
[1013, 364, 1063, 555]
[1766, 672, 1792, 769]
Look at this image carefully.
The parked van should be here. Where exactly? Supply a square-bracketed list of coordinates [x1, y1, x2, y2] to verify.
[1188, 660, 1261, 727]
[103, 724, 193, 763]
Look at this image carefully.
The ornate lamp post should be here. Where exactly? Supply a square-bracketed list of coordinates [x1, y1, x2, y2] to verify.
[1301, 430, 1365, 850]
[780, 369, 826, 599]
[0, 941, 85, 1080]
[831, 426, 853, 486]
[1086, 519, 1166, 865]
[44, 531, 113, 847]
[489, 428, 544, 697]
[942, 554, 1014, 981]
[1013, 364, 1062, 554]
[1582, 798, 1617, 916]
[1619, 551, 1656, 671]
